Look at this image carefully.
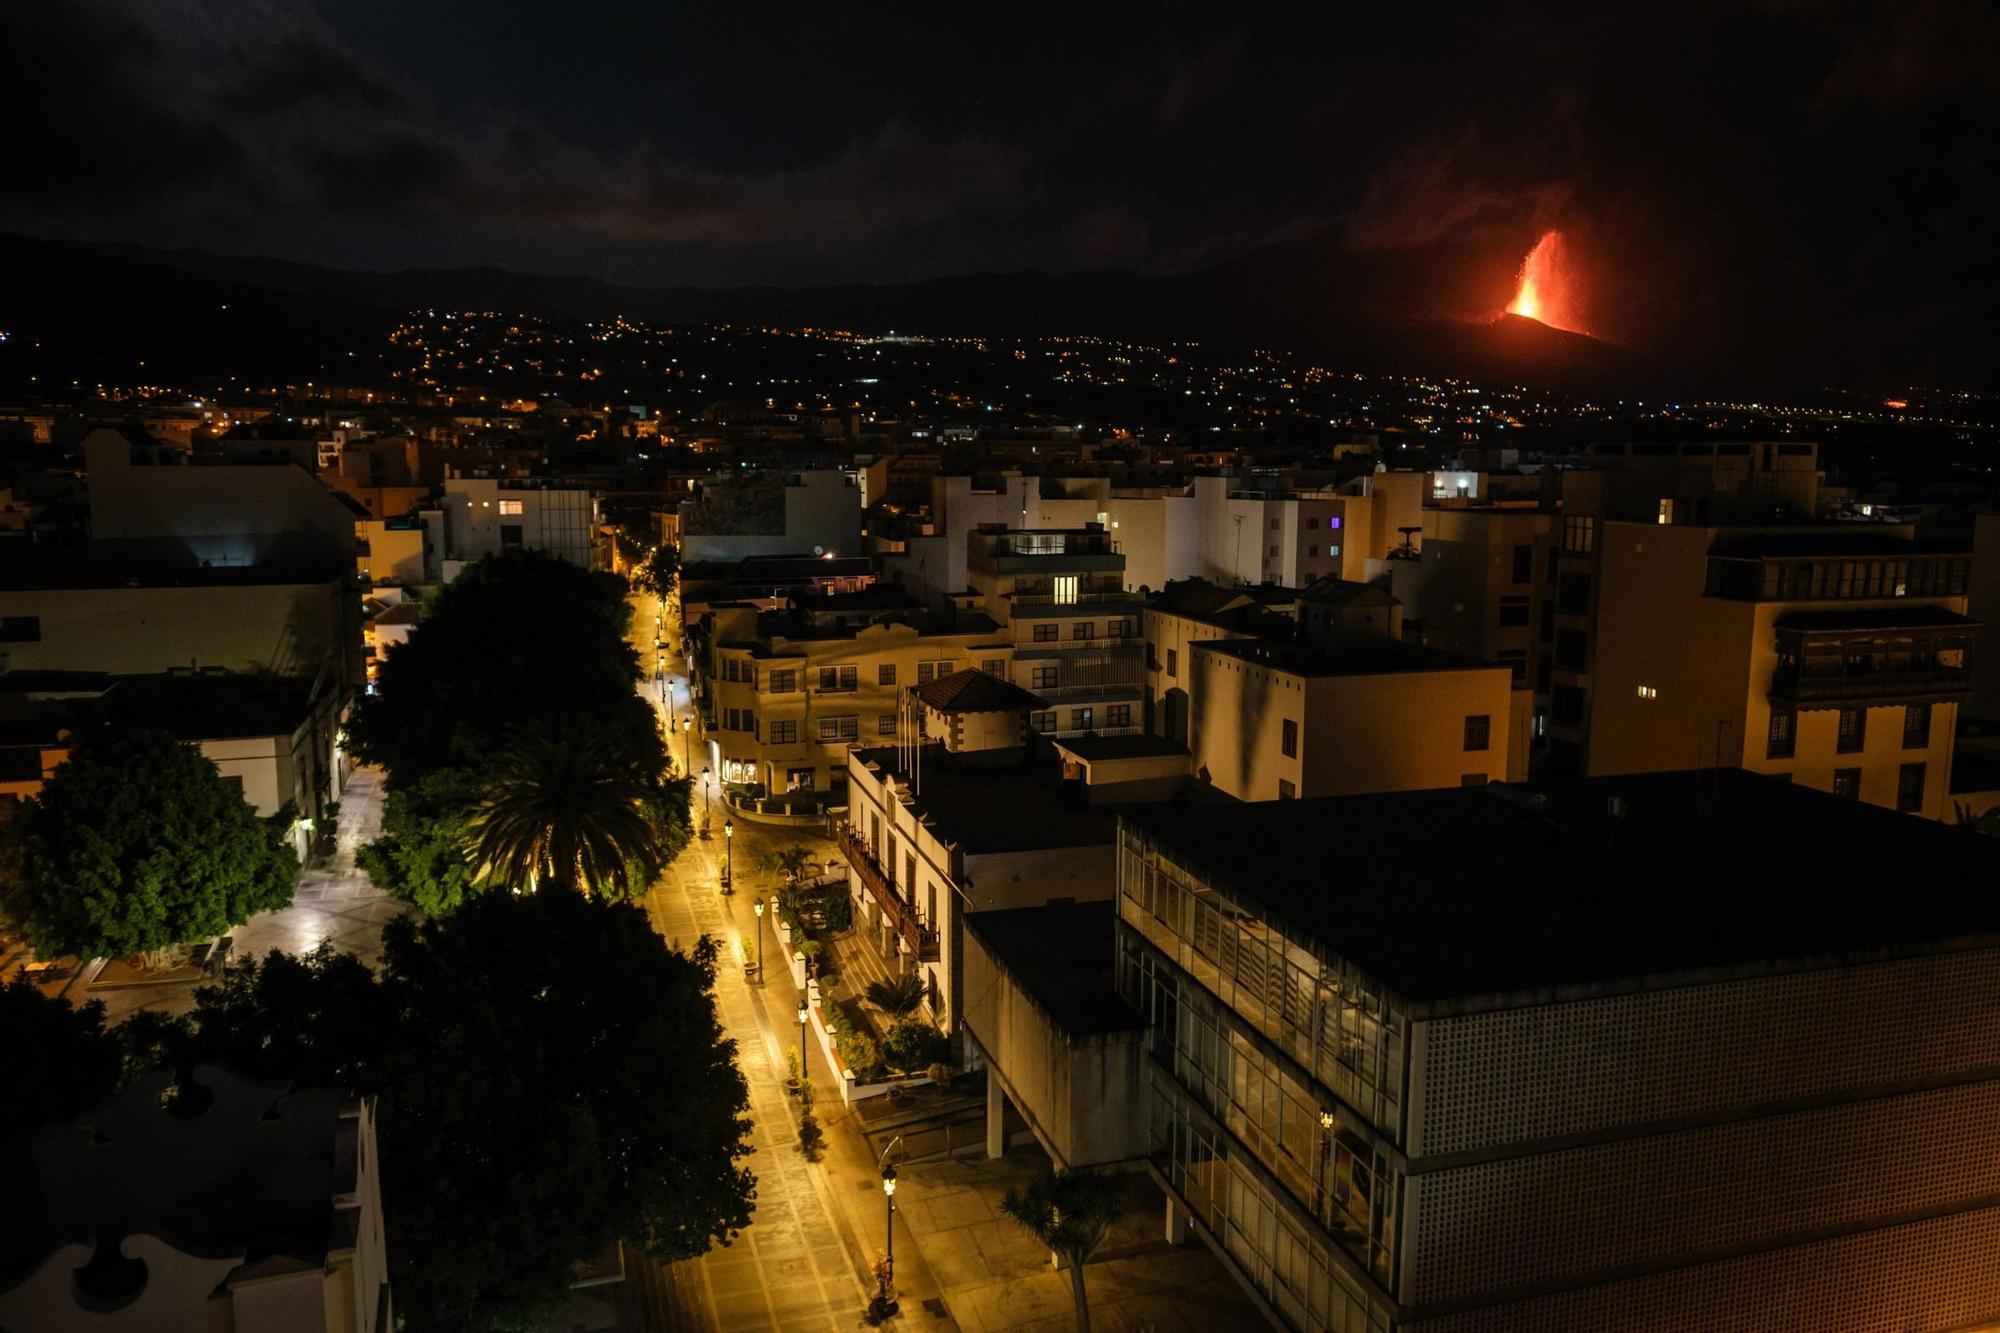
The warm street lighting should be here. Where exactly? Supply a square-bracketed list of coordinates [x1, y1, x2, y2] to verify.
[752, 896, 765, 980]
[699, 765, 711, 837]
[797, 1001, 809, 1068]
[1316, 1109, 1336, 1219]
[681, 715, 692, 773]
[722, 818, 734, 892]
[879, 1164, 899, 1316]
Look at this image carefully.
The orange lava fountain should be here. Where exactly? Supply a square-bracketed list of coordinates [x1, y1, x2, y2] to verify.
[1506, 230, 1583, 333]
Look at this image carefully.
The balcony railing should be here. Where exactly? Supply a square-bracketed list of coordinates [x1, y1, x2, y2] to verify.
[835, 824, 940, 961]
[1769, 666, 1972, 707]
[1010, 589, 1136, 607]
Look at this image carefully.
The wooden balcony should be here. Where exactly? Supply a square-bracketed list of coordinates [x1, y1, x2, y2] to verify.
[835, 824, 940, 962]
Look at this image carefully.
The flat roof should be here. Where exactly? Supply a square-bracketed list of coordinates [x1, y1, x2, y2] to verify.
[853, 746, 1119, 855]
[1124, 770, 2000, 1004]
[966, 903, 1143, 1038]
[1195, 635, 1494, 678]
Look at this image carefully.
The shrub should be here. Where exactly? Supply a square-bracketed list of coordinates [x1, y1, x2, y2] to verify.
[866, 973, 925, 1018]
[882, 1020, 947, 1075]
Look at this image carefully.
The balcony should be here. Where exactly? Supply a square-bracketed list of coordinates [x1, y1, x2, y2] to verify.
[1769, 610, 1978, 709]
[835, 824, 940, 962]
[1010, 589, 1138, 609]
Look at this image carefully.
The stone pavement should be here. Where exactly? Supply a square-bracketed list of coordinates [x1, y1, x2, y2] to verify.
[66, 763, 410, 1023]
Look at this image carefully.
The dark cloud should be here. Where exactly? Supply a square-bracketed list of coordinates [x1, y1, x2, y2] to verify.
[220, 36, 406, 116]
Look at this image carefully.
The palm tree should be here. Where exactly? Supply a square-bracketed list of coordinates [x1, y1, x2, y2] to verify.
[470, 717, 665, 898]
[760, 843, 816, 885]
[1000, 1170, 1126, 1333]
[866, 973, 925, 1018]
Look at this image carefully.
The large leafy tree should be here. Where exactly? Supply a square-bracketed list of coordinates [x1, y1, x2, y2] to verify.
[347, 550, 660, 785]
[357, 769, 488, 916]
[1000, 1170, 1128, 1333]
[470, 716, 667, 898]
[0, 729, 298, 960]
[157, 892, 753, 1332]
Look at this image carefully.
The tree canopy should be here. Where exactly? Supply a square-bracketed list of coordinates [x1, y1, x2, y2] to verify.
[348, 552, 690, 911]
[0, 729, 298, 960]
[157, 892, 754, 1332]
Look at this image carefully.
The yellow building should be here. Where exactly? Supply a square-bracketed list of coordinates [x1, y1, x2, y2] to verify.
[1571, 523, 1972, 818]
[699, 591, 1012, 796]
[1142, 579, 1298, 744]
[1189, 636, 1524, 801]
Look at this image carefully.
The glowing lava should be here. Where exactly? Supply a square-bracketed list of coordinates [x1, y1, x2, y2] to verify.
[1505, 230, 1584, 334]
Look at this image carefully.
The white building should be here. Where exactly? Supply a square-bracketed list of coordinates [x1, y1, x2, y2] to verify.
[422, 476, 603, 580]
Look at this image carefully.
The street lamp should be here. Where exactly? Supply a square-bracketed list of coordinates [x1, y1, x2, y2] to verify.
[722, 818, 734, 892]
[879, 1164, 899, 1316]
[681, 715, 692, 774]
[699, 765, 711, 837]
[752, 897, 765, 981]
[1316, 1109, 1335, 1220]
[797, 1000, 809, 1070]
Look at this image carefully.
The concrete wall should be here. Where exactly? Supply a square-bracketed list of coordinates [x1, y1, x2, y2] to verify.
[0, 581, 358, 683]
[437, 478, 598, 570]
[962, 936, 1143, 1168]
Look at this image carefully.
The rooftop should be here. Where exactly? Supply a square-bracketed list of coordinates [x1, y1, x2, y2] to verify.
[1297, 576, 1400, 608]
[1148, 578, 1300, 634]
[1774, 606, 1980, 632]
[1709, 531, 1970, 560]
[1195, 634, 1494, 678]
[1050, 733, 1188, 762]
[912, 668, 1047, 714]
[966, 903, 1144, 1038]
[852, 745, 1120, 854]
[1125, 770, 2000, 1005]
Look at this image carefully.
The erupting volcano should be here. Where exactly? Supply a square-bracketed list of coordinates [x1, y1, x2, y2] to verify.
[1505, 230, 1585, 334]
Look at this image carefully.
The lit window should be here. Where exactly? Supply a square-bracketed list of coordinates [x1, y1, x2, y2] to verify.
[1636, 685, 1657, 699]
[498, 499, 524, 516]
[1053, 575, 1079, 605]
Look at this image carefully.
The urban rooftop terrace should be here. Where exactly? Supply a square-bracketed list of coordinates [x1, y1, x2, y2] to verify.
[1123, 770, 2000, 1008]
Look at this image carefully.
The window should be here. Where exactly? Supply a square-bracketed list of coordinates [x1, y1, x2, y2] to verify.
[1106, 704, 1131, 727]
[1268, 545, 1279, 558]
[1033, 623, 1058, 642]
[1832, 767, 1862, 799]
[1636, 684, 1657, 700]
[1307, 516, 1320, 530]
[1167, 648, 1178, 679]
[769, 720, 798, 745]
[1557, 571, 1591, 614]
[817, 715, 859, 742]
[1552, 684, 1585, 724]
[500, 524, 524, 548]
[1073, 622, 1094, 640]
[1281, 719, 1299, 758]
[1898, 762, 1927, 812]
[1106, 619, 1131, 638]
[220, 773, 245, 793]
[1278, 779, 1296, 799]
[916, 661, 954, 684]
[1031, 666, 1060, 689]
[0, 616, 41, 643]
[1837, 707, 1866, 754]
[878, 714, 898, 735]
[818, 666, 858, 692]
[1071, 707, 1094, 731]
[982, 659, 1005, 676]
[1656, 498, 1674, 525]
[1460, 773, 1489, 786]
[1053, 575, 1079, 605]
[768, 669, 797, 693]
[1498, 595, 1530, 627]
[1767, 710, 1795, 759]
[1555, 628, 1587, 670]
[1269, 517, 1280, 530]
[1029, 710, 1056, 732]
[1904, 703, 1932, 748]
[1307, 545, 1319, 558]
[498, 498, 524, 516]
[878, 664, 897, 685]
[1463, 714, 1491, 751]
[1512, 544, 1533, 583]
[786, 766, 814, 790]
[1562, 515, 1595, 554]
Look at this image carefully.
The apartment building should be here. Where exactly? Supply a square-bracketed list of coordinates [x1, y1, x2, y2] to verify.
[1391, 506, 1552, 698]
[699, 594, 1012, 794]
[839, 719, 1119, 1041]
[1552, 521, 1971, 817]
[678, 468, 860, 563]
[1117, 773, 2000, 1331]
[1188, 637, 1522, 800]
[1143, 579, 1299, 743]
[421, 476, 603, 579]
[967, 525, 1146, 740]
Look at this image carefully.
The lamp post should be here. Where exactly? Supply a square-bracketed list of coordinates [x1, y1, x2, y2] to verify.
[752, 897, 765, 981]
[797, 1000, 809, 1070]
[1316, 1109, 1335, 1220]
[879, 1165, 899, 1316]
[699, 765, 711, 838]
[681, 716, 692, 774]
[722, 818, 734, 892]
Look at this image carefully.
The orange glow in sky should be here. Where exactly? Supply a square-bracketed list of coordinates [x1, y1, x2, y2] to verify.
[1506, 230, 1585, 334]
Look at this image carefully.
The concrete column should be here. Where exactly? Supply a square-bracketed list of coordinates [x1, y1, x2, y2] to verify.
[1164, 1193, 1190, 1246]
[985, 1065, 1006, 1159]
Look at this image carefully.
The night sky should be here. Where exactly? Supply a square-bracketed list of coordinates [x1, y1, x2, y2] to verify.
[3, 2, 1996, 378]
